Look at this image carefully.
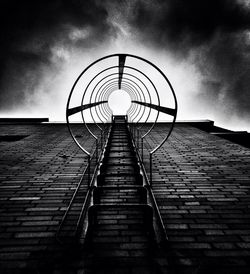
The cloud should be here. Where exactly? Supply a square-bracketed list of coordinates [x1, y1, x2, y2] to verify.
[124, 0, 250, 129]
[0, 0, 113, 111]
[0, 0, 249, 131]
[129, 0, 250, 48]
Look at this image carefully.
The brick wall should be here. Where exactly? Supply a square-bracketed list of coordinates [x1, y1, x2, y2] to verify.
[0, 124, 99, 272]
[0, 123, 250, 273]
[144, 124, 250, 274]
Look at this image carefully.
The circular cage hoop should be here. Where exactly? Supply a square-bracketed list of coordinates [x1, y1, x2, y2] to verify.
[66, 53, 178, 155]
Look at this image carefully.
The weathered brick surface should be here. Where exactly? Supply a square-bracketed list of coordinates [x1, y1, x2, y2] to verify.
[0, 123, 98, 272]
[142, 124, 250, 273]
[1, 122, 250, 273]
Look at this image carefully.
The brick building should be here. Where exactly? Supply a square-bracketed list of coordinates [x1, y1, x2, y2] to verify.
[0, 119, 250, 273]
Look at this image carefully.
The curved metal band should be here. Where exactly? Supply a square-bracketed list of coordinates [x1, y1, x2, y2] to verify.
[66, 53, 177, 156]
[88, 70, 152, 125]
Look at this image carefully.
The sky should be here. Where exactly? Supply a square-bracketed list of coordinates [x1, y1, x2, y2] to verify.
[0, 0, 250, 131]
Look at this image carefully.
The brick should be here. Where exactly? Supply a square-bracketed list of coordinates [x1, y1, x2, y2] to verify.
[169, 236, 196, 242]
[237, 243, 250, 249]
[189, 224, 228, 229]
[0, 252, 30, 260]
[1, 121, 250, 274]
[204, 230, 225, 235]
[213, 243, 236, 249]
[9, 197, 40, 201]
[120, 243, 148, 250]
[166, 224, 188, 229]
[171, 243, 212, 249]
[204, 250, 250, 257]
[14, 232, 55, 238]
[21, 221, 58, 226]
[25, 207, 59, 211]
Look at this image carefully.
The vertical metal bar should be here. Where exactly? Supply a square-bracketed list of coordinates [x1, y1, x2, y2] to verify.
[141, 137, 143, 161]
[96, 139, 98, 162]
[101, 131, 103, 150]
[138, 131, 140, 152]
[118, 54, 126, 89]
[150, 153, 152, 186]
[137, 130, 139, 152]
[88, 155, 91, 187]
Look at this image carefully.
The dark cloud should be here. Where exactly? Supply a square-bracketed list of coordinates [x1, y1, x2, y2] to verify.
[0, 0, 250, 129]
[0, 0, 112, 110]
[130, 0, 250, 49]
[195, 32, 250, 118]
[126, 0, 250, 122]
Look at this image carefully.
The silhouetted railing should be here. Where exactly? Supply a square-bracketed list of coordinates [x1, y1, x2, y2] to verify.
[59, 53, 177, 243]
[66, 53, 177, 186]
[56, 125, 110, 243]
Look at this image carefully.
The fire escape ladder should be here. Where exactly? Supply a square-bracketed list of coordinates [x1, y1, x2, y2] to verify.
[59, 54, 178, 273]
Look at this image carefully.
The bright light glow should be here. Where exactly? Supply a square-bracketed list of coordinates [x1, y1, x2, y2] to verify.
[108, 90, 131, 115]
[1, 23, 249, 132]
